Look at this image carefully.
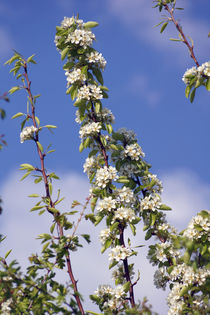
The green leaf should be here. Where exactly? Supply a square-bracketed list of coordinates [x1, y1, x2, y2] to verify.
[94, 101, 101, 114]
[81, 234, 91, 244]
[206, 77, 210, 91]
[44, 125, 57, 129]
[110, 222, 119, 232]
[83, 21, 99, 29]
[91, 197, 98, 212]
[12, 112, 24, 119]
[61, 47, 69, 60]
[5, 249, 12, 259]
[20, 163, 35, 170]
[123, 281, 131, 293]
[160, 22, 168, 33]
[79, 142, 84, 152]
[35, 116, 40, 126]
[190, 88, 196, 103]
[129, 223, 136, 236]
[42, 242, 50, 252]
[30, 205, 44, 212]
[159, 204, 172, 211]
[109, 260, 118, 269]
[185, 85, 191, 98]
[170, 38, 182, 42]
[50, 222, 56, 234]
[20, 171, 31, 181]
[145, 229, 152, 240]
[71, 85, 78, 100]
[92, 68, 103, 85]
[28, 194, 39, 198]
[37, 141, 44, 152]
[9, 86, 20, 95]
[34, 176, 42, 184]
[27, 54, 36, 64]
[5, 54, 20, 65]
[106, 124, 113, 134]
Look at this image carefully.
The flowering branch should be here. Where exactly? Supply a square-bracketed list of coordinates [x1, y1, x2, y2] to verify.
[154, 0, 210, 102]
[5, 53, 86, 314]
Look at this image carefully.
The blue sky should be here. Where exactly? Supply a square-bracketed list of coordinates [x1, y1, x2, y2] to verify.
[0, 0, 210, 314]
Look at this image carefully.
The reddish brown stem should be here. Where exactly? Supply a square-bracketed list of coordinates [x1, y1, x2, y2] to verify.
[119, 224, 136, 308]
[163, 3, 199, 67]
[23, 61, 85, 315]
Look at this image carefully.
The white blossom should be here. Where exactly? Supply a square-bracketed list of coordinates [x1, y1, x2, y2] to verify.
[117, 186, 135, 204]
[77, 84, 103, 101]
[182, 66, 197, 84]
[95, 166, 118, 188]
[118, 163, 139, 177]
[79, 122, 101, 138]
[183, 212, 210, 240]
[124, 143, 145, 160]
[117, 128, 136, 143]
[65, 68, 86, 85]
[109, 245, 132, 262]
[20, 126, 38, 143]
[1, 298, 13, 314]
[97, 196, 117, 212]
[141, 194, 161, 211]
[66, 29, 95, 49]
[155, 242, 180, 262]
[99, 228, 111, 245]
[61, 16, 83, 28]
[83, 156, 95, 174]
[112, 207, 136, 223]
[86, 51, 107, 70]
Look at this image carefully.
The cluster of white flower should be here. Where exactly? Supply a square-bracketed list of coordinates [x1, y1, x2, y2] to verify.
[1, 298, 13, 314]
[99, 228, 111, 245]
[86, 51, 107, 70]
[77, 84, 103, 101]
[155, 242, 180, 262]
[170, 264, 210, 286]
[117, 128, 136, 143]
[75, 110, 82, 124]
[182, 61, 210, 85]
[117, 186, 135, 204]
[109, 245, 132, 262]
[167, 283, 184, 315]
[96, 108, 115, 124]
[83, 156, 95, 175]
[61, 16, 83, 28]
[94, 285, 126, 310]
[142, 173, 163, 194]
[95, 166, 118, 188]
[154, 267, 168, 290]
[183, 212, 210, 240]
[112, 207, 136, 223]
[20, 126, 38, 143]
[182, 66, 197, 85]
[66, 29, 95, 49]
[118, 163, 139, 177]
[157, 222, 177, 234]
[97, 196, 117, 212]
[65, 68, 86, 85]
[124, 143, 145, 160]
[140, 194, 161, 211]
[79, 122, 101, 138]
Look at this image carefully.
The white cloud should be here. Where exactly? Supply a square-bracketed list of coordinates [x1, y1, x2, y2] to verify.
[161, 168, 210, 229]
[129, 74, 161, 107]
[1, 168, 209, 313]
[106, 0, 209, 65]
[0, 28, 14, 59]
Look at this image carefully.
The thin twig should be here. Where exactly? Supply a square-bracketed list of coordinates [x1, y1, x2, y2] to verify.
[163, 2, 199, 67]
